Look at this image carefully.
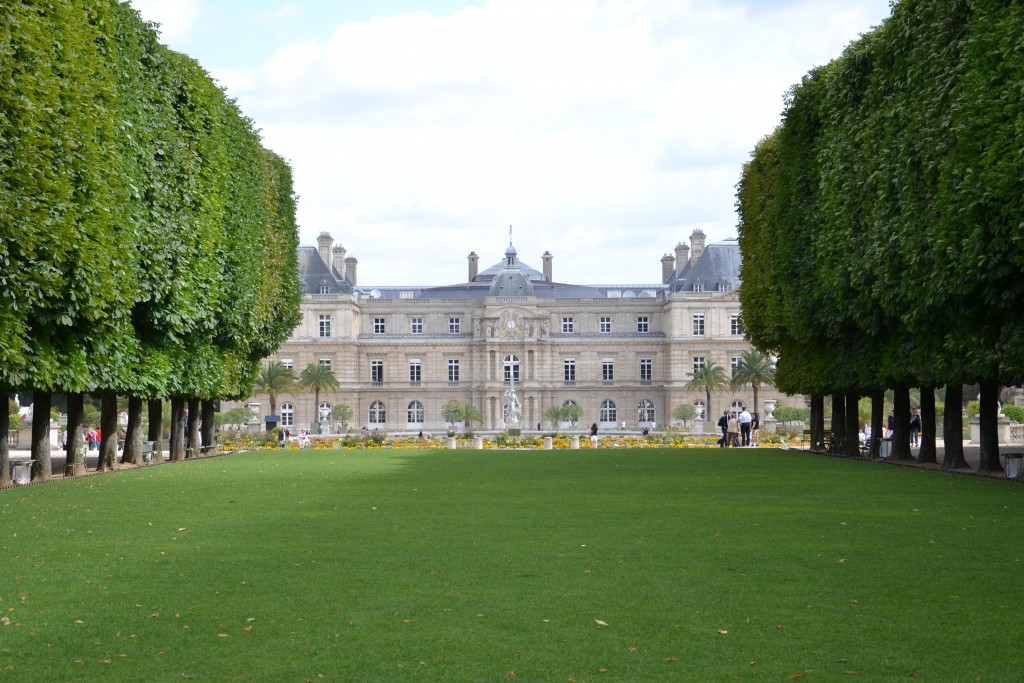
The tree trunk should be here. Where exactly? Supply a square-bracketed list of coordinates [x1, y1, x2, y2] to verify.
[0, 392, 10, 487]
[810, 394, 824, 450]
[30, 391, 52, 481]
[890, 386, 913, 460]
[122, 396, 144, 465]
[917, 386, 937, 464]
[96, 391, 118, 471]
[830, 393, 846, 447]
[752, 384, 759, 416]
[186, 398, 201, 458]
[942, 384, 968, 469]
[201, 400, 216, 456]
[169, 397, 186, 461]
[977, 381, 1002, 473]
[844, 391, 860, 457]
[869, 389, 884, 459]
[148, 399, 164, 462]
[65, 392, 86, 476]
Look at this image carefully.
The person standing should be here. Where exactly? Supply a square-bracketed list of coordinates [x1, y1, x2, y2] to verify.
[739, 407, 752, 446]
[727, 413, 740, 447]
[751, 412, 760, 447]
[717, 410, 729, 447]
[910, 408, 921, 447]
[589, 422, 598, 447]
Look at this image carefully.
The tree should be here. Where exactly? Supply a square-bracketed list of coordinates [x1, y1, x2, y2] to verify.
[461, 403, 483, 429]
[332, 404, 354, 431]
[300, 364, 339, 430]
[542, 405, 566, 433]
[562, 401, 582, 427]
[686, 361, 730, 421]
[672, 403, 698, 429]
[730, 349, 776, 415]
[254, 361, 298, 418]
[442, 400, 465, 427]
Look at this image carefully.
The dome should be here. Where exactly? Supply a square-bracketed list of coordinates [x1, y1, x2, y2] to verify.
[490, 268, 535, 296]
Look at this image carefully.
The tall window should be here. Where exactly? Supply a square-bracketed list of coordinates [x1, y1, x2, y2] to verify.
[599, 317, 612, 334]
[368, 401, 385, 424]
[503, 354, 520, 383]
[600, 400, 617, 423]
[281, 403, 294, 427]
[319, 358, 332, 370]
[731, 356, 742, 377]
[448, 317, 461, 335]
[371, 359, 384, 384]
[411, 317, 423, 335]
[640, 358, 652, 384]
[730, 314, 743, 336]
[692, 313, 705, 336]
[373, 317, 386, 335]
[563, 359, 576, 383]
[318, 315, 331, 338]
[636, 315, 649, 333]
[561, 317, 574, 333]
[638, 399, 655, 423]
[409, 360, 421, 384]
[319, 285, 330, 294]
[407, 400, 424, 424]
[731, 400, 745, 412]
[693, 356, 705, 372]
[281, 358, 294, 369]
[693, 283, 704, 292]
[448, 359, 460, 384]
[602, 359, 614, 383]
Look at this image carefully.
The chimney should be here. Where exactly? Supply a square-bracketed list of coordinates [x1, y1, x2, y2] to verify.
[345, 257, 358, 286]
[468, 251, 479, 281]
[542, 251, 553, 282]
[661, 254, 675, 284]
[674, 242, 689, 277]
[317, 232, 333, 268]
[689, 229, 706, 267]
[333, 246, 347, 279]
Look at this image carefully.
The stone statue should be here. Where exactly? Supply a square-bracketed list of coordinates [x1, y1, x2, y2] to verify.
[319, 404, 331, 422]
[503, 384, 522, 427]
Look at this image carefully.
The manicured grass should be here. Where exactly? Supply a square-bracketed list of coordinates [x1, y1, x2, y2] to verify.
[2, 448, 1023, 681]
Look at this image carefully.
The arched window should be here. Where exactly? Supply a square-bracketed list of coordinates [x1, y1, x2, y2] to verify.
[503, 354, 520, 384]
[369, 401, 386, 425]
[600, 400, 617, 423]
[693, 400, 705, 420]
[319, 402, 332, 424]
[638, 399, 655, 423]
[731, 400, 745, 413]
[407, 401, 424, 424]
[281, 403, 294, 427]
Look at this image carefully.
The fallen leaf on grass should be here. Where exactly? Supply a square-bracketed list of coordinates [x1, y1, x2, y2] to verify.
[595, 619, 608, 628]
[774, 624, 786, 630]
[663, 656, 676, 662]
[717, 629, 728, 635]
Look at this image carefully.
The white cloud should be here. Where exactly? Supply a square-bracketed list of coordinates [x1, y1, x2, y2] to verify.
[129, 0, 202, 45]
[138, 0, 894, 286]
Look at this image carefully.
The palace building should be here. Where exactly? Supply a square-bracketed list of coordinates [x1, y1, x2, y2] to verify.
[235, 229, 788, 433]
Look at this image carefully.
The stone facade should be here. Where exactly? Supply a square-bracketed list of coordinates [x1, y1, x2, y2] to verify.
[230, 230, 790, 433]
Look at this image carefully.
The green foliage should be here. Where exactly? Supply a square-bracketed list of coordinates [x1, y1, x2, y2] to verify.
[672, 403, 698, 427]
[1002, 404, 1024, 425]
[686, 361, 730, 416]
[967, 400, 980, 420]
[0, 1, 301, 407]
[441, 401, 482, 427]
[736, 0, 1024, 398]
[332, 404, 354, 430]
[773, 404, 810, 426]
[216, 406, 250, 427]
[8, 413, 19, 431]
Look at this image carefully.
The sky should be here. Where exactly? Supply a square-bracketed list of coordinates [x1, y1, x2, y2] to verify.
[129, 0, 894, 287]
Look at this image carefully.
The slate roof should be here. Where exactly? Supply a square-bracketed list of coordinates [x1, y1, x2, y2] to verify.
[298, 246, 352, 295]
[668, 240, 741, 293]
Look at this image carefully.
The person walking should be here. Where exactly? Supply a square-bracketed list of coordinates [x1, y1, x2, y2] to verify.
[717, 410, 729, 447]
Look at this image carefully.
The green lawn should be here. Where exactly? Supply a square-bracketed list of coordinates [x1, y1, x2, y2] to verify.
[2, 448, 1023, 681]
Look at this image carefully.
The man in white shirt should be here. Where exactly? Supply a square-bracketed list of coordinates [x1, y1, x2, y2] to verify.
[739, 408, 753, 446]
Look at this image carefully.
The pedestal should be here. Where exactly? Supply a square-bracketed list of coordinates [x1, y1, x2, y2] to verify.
[571, 435, 580, 449]
[474, 436, 483, 449]
[544, 436, 553, 450]
[447, 436, 456, 449]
